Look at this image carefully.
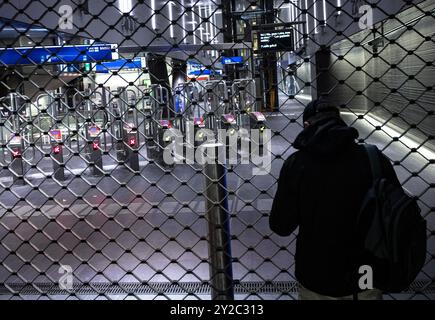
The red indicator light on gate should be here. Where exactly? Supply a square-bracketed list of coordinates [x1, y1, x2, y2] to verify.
[53, 145, 61, 154]
[129, 138, 136, 146]
[92, 142, 99, 150]
[12, 150, 21, 158]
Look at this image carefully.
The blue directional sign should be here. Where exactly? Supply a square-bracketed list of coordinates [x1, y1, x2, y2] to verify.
[95, 57, 144, 73]
[221, 56, 244, 65]
[0, 44, 118, 66]
[188, 69, 222, 76]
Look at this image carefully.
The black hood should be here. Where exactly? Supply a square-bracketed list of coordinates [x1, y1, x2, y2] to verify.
[293, 117, 359, 155]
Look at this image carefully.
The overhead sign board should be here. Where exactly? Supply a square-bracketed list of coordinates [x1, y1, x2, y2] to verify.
[188, 69, 222, 76]
[221, 56, 244, 65]
[187, 60, 222, 78]
[0, 44, 118, 66]
[95, 57, 145, 73]
[258, 29, 294, 52]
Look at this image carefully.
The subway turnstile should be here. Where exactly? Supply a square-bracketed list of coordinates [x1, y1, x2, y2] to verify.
[9, 135, 25, 185]
[50, 129, 65, 180]
[86, 124, 103, 176]
[123, 123, 139, 171]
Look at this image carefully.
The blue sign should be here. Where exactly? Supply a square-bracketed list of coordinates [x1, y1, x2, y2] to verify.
[188, 69, 222, 76]
[221, 56, 244, 65]
[0, 44, 118, 66]
[95, 57, 144, 73]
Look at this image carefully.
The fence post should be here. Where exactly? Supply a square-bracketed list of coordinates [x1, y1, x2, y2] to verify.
[203, 146, 234, 300]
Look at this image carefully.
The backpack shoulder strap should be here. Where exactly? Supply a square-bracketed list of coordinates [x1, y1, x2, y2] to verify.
[364, 144, 382, 181]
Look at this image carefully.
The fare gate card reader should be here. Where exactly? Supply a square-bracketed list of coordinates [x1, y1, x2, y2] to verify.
[193, 117, 206, 128]
[9, 135, 24, 184]
[250, 112, 266, 123]
[50, 129, 65, 181]
[159, 120, 172, 129]
[220, 115, 238, 157]
[249, 112, 267, 152]
[153, 120, 174, 165]
[221, 114, 238, 135]
[123, 123, 139, 171]
[87, 125, 103, 176]
[250, 111, 267, 133]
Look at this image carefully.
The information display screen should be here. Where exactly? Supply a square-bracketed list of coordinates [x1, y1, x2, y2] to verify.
[258, 29, 294, 52]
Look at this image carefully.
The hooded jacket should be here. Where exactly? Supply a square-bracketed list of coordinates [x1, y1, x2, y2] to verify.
[269, 116, 401, 297]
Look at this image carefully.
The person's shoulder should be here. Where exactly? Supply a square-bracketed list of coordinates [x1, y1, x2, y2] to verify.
[282, 151, 302, 168]
[285, 150, 300, 161]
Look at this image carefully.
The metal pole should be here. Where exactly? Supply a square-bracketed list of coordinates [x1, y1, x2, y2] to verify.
[10, 93, 20, 132]
[204, 151, 234, 300]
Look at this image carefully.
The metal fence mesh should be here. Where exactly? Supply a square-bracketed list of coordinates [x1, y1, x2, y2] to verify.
[0, 0, 433, 300]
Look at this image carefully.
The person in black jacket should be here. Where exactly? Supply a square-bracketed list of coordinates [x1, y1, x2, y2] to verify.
[269, 99, 401, 300]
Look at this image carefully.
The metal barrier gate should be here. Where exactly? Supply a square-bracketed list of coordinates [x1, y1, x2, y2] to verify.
[0, 0, 434, 300]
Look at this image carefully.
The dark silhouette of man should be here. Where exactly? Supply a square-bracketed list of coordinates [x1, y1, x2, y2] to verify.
[269, 99, 401, 300]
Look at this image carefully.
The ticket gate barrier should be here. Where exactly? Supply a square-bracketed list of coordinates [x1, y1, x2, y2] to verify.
[173, 82, 201, 135]
[203, 80, 231, 135]
[185, 117, 206, 150]
[110, 101, 126, 162]
[249, 112, 267, 157]
[231, 79, 258, 130]
[250, 112, 267, 145]
[158, 120, 173, 144]
[86, 125, 103, 176]
[9, 135, 25, 185]
[153, 120, 175, 165]
[50, 129, 65, 181]
[145, 85, 173, 163]
[123, 123, 139, 171]
[220, 114, 239, 158]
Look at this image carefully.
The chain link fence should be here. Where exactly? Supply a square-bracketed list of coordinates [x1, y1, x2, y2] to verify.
[0, 0, 433, 300]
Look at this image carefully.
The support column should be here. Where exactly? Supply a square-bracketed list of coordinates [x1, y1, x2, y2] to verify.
[313, 45, 334, 100]
[262, 0, 279, 112]
[222, 0, 236, 81]
[146, 53, 173, 118]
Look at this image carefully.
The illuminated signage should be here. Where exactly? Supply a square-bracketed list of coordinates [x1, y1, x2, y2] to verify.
[95, 57, 145, 73]
[0, 44, 118, 66]
[129, 137, 137, 146]
[258, 29, 294, 52]
[221, 56, 244, 65]
[50, 129, 62, 142]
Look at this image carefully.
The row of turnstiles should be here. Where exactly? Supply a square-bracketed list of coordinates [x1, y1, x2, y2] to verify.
[0, 78, 267, 183]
